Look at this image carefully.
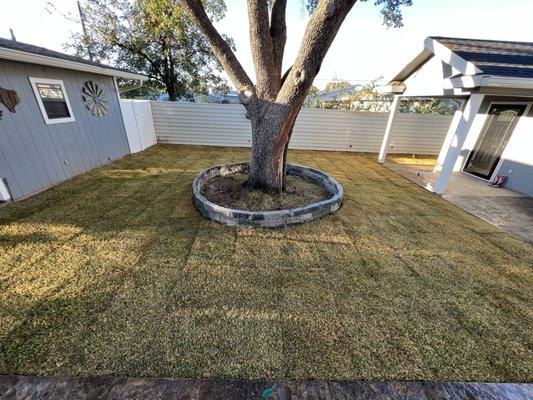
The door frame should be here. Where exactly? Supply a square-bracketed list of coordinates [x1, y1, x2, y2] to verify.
[462, 101, 531, 182]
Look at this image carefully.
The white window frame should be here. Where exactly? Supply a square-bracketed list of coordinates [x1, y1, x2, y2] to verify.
[29, 77, 75, 124]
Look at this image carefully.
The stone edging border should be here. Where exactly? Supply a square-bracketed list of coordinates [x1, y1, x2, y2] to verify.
[192, 162, 343, 228]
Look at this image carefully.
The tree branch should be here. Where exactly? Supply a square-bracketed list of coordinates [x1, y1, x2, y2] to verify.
[270, 0, 287, 88]
[277, 0, 357, 106]
[247, 0, 276, 98]
[115, 41, 159, 68]
[181, 0, 254, 100]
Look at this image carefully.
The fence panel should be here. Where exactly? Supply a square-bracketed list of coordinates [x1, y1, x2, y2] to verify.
[120, 100, 157, 153]
[150, 101, 453, 154]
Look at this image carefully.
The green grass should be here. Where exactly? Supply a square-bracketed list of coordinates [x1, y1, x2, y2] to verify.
[0, 144, 532, 382]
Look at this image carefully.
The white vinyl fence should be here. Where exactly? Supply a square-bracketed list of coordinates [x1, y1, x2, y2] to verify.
[120, 100, 157, 153]
[151, 102, 453, 154]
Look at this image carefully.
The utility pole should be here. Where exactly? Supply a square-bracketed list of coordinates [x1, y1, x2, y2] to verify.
[77, 0, 94, 61]
[9, 28, 16, 41]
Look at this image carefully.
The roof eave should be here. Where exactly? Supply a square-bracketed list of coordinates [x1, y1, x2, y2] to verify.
[0, 47, 147, 81]
[386, 48, 434, 84]
[377, 82, 406, 94]
[386, 36, 485, 85]
[448, 75, 533, 90]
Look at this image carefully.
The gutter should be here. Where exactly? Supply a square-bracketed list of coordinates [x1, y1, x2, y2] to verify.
[0, 47, 147, 81]
[377, 82, 406, 94]
[118, 79, 144, 94]
[447, 75, 533, 90]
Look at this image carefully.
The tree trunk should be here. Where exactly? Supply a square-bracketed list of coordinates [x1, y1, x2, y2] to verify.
[181, 0, 358, 193]
[247, 99, 303, 193]
[166, 78, 178, 101]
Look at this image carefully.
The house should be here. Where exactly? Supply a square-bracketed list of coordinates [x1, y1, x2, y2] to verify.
[317, 84, 363, 103]
[378, 37, 533, 197]
[0, 38, 147, 201]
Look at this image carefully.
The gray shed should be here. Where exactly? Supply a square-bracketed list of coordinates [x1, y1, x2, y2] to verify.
[0, 38, 146, 201]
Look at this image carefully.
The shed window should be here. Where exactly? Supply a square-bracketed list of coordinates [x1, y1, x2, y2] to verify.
[29, 77, 75, 124]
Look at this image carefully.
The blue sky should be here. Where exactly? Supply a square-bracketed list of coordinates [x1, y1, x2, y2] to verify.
[2, 0, 532, 88]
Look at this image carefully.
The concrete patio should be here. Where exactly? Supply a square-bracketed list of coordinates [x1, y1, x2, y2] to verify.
[385, 162, 533, 244]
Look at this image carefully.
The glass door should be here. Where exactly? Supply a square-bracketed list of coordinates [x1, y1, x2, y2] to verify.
[463, 104, 526, 179]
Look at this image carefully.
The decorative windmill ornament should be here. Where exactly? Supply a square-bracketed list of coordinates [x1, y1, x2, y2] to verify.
[82, 81, 109, 117]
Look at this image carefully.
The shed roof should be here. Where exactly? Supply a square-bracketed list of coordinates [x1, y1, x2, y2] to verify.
[431, 37, 533, 79]
[0, 38, 146, 81]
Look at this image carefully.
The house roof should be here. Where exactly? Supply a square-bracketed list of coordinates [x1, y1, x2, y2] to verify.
[431, 36, 533, 79]
[317, 85, 363, 102]
[0, 38, 147, 81]
[382, 36, 533, 94]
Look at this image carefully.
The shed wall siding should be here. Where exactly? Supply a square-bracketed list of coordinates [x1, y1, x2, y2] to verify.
[151, 102, 453, 154]
[0, 59, 129, 200]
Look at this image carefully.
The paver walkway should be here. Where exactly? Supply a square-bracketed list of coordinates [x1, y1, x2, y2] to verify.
[1, 375, 532, 400]
[385, 162, 533, 243]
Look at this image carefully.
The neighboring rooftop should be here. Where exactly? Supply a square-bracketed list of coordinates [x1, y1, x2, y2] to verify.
[317, 84, 363, 102]
[0, 37, 146, 80]
[431, 36, 533, 79]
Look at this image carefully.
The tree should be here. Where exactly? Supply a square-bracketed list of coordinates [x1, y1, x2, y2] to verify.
[303, 85, 320, 107]
[182, 0, 412, 192]
[324, 80, 351, 91]
[65, 0, 230, 101]
[400, 98, 455, 114]
[305, 77, 456, 114]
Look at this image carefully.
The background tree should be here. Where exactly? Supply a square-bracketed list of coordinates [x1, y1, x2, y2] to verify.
[304, 77, 456, 114]
[324, 80, 351, 90]
[303, 85, 320, 107]
[181, 0, 412, 193]
[400, 98, 455, 114]
[64, 0, 231, 100]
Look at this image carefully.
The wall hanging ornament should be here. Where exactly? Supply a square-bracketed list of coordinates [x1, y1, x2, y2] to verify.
[0, 86, 21, 113]
[82, 81, 109, 117]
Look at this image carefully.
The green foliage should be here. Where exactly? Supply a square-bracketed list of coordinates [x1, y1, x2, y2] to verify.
[305, 0, 412, 27]
[345, 79, 390, 112]
[66, 0, 230, 100]
[324, 81, 351, 91]
[305, 77, 455, 114]
[400, 98, 456, 115]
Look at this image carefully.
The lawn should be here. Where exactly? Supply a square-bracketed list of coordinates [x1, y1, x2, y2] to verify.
[388, 153, 437, 166]
[0, 144, 531, 382]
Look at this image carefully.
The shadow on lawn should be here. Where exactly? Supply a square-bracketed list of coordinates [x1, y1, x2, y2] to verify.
[1, 144, 532, 382]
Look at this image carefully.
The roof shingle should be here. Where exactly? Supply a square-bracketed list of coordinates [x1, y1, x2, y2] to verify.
[0, 37, 144, 78]
[431, 36, 533, 79]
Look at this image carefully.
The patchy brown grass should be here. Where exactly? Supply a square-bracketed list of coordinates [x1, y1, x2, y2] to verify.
[0, 144, 532, 382]
[388, 153, 437, 166]
[202, 171, 329, 211]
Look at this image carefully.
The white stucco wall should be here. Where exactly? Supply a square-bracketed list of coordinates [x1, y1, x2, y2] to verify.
[497, 109, 533, 196]
[402, 57, 459, 97]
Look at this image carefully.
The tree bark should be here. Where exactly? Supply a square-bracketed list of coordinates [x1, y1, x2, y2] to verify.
[247, 96, 305, 193]
[181, 0, 255, 101]
[270, 0, 287, 87]
[248, 0, 277, 99]
[182, 0, 358, 193]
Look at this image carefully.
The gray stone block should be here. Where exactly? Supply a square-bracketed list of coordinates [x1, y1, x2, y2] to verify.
[192, 162, 343, 228]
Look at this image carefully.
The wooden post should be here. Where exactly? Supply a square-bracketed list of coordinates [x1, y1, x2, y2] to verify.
[434, 94, 484, 195]
[378, 95, 401, 164]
